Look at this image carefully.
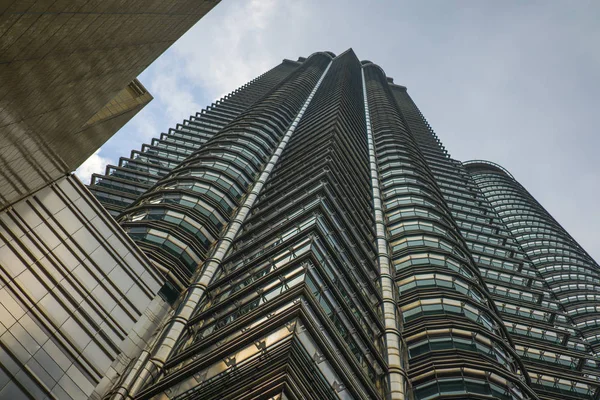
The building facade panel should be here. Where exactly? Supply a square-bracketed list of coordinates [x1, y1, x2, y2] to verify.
[103, 52, 337, 400]
[140, 49, 388, 399]
[0, 175, 168, 399]
[364, 62, 535, 400]
[115, 57, 327, 299]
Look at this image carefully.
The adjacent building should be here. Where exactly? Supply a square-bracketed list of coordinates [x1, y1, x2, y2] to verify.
[0, 0, 220, 209]
[0, 175, 167, 399]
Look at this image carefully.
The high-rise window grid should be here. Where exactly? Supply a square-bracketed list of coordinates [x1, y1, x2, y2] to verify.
[85, 51, 600, 400]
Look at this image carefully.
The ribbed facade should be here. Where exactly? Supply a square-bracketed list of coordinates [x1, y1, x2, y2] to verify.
[363, 63, 535, 400]
[127, 50, 386, 400]
[90, 60, 303, 299]
[89, 60, 300, 217]
[86, 50, 599, 400]
[465, 161, 600, 400]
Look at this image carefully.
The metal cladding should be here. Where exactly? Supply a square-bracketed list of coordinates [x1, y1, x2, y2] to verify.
[87, 50, 599, 400]
[0, 175, 167, 399]
[136, 49, 391, 400]
[91, 60, 304, 295]
[362, 67, 406, 400]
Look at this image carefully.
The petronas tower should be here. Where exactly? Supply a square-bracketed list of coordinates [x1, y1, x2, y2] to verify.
[84, 50, 600, 400]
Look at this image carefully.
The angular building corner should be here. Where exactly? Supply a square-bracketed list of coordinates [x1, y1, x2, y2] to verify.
[0, 0, 220, 210]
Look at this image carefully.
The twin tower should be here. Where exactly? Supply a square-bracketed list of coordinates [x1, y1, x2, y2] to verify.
[88, 50, 600, 400]
[3, 49, 598, 399]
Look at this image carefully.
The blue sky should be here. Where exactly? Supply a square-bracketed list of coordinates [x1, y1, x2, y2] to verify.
[77, 0, 600, 260]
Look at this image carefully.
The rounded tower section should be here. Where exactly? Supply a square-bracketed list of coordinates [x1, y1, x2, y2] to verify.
[465, 160, 600, 353]
[363, 66, 534, 399]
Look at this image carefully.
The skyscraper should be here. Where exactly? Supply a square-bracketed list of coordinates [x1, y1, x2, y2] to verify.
[0, 0, 220, 209]
[89, 50, 598, 399]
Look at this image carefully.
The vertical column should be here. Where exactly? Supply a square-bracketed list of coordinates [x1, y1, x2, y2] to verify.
[362, 68, 406, 400]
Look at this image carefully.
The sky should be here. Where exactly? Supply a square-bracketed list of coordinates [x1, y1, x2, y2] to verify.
[76, 0, 600, 261]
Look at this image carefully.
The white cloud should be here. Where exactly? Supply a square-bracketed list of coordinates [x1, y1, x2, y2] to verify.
[148, 60, 203, 122]
[172, 0, 302, 101]
[131, 108, 159, 142]
[75, 149, 113, 184]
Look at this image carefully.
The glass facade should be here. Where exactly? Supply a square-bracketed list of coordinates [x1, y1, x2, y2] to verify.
[0, 176, 167, 399]
[364, 63, 535, 400]
[18, 50, 597, 399]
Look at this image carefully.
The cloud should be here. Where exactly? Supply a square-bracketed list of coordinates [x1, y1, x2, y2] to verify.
[171, 0, 302, 100]
[130, 107, 159, 142]
[147, 59, 203, 122]
[75, 149, 113, 184]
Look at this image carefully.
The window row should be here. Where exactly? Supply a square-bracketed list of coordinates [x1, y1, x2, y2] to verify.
[401, 298, 499, 335]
